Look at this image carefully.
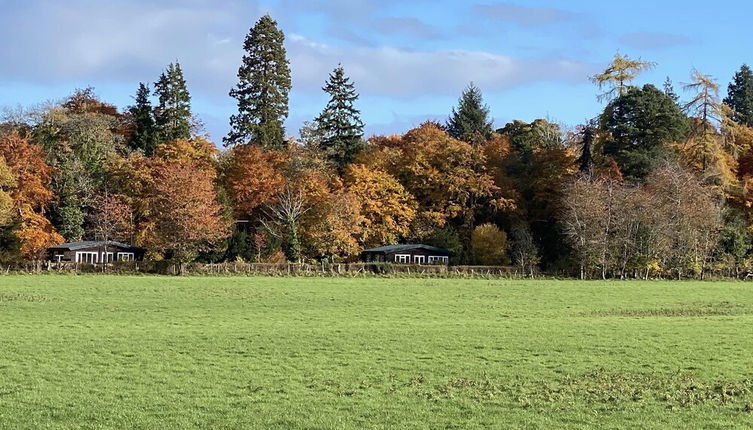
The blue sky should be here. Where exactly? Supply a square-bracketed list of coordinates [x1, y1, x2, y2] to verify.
[0, 0, 750, 141]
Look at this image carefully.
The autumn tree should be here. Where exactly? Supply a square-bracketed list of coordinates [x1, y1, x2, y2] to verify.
[470, 223, 508, 265]
[154, 62, 192, 143]
[128, 82, 156, 155]
[315, 65, 364, 169]
[590, 53, 656, 102]
[226, 14, 291, 149]
[223, 145, 288, 218]
[724, 64, 753, 127]
[0, 131, 63, 259]
[89, 193, 134, 243]
[447, 83, 493, 144]
[343, 164, 417, 249]
[0, 156, 14, 227]
[147, 159, 229, 262]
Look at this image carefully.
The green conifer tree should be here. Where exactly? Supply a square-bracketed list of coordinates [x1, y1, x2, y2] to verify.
[226, 15, 291, 149]
[663, 77, 679, 105]
[128, 82, 156, 155]
[315, 65, 364, 169]
[153, 62, 192, 143]
[446, 83, 493, 143]
[723, 64, 753, 127]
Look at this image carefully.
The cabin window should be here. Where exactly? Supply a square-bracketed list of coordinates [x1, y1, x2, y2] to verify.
[117, 252, 135, 262]
[395, 254, 410, 264]
[103, 252, 114, 263]
[413, 255, 425, 265]
[428, 256, 449, 264]
[75, 252, 98, 264]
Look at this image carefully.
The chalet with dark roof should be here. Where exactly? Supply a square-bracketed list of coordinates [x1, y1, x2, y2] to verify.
[47, 241, 145, 263]
[361, 244, 452, 265]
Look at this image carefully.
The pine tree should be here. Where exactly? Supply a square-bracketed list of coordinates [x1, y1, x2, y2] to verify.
[128, 82, 156, 155]
[315, 65, 364, 169]
[723, 64, 753, 127]
[153, 62, 192, 143]
[446, 83, 493, 143]
[663, 77, 679, 104]
[578, 123, 596, 173]
[226, 14, 291, 149]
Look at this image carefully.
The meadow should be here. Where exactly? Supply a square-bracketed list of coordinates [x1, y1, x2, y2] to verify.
[1, 276, 752, 429]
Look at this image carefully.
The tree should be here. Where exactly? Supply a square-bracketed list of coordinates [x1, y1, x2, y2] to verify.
[315, 65, 365, 169]
[578, 123, 596, 173]
[663, 77, 679, 104]
[0, 131, 63, 259]
[724, 64, 753, 127]
[153, 62, 192, 143]
[261, 184, 309, 262]
[343, 164, 417, 249]
[128, 82, 156, 155]
[154, 136, 219, 173]
[89, 193, 134, 243]
[590, 53, 656, 102]
[681, 70, 729, 176]
[147, 159, 229, 262]
[226, 14, 291, 149]
[470, 223, 508, 265]
[223, 145, 288, 218]
[0, 156, 15, 227]
[601, 84, 689, 181]
[446, 83, 493, 143]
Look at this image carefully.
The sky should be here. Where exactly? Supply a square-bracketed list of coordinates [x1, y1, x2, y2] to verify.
[0, 0, 751, 142]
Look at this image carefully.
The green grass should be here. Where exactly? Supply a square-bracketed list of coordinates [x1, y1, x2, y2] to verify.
[1, 276, 753, 429]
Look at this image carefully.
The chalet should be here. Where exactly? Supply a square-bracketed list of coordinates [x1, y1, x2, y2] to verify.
[360, 244, 452, 265]
[47, 241, 145, 263]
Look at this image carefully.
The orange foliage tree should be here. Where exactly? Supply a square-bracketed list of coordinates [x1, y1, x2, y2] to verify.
[0, 132, 63, 259]
[223, 145, 288, 218]
[146, 159, 230, 261]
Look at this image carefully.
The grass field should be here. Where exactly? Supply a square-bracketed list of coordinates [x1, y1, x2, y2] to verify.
[1, 276, 752, 429]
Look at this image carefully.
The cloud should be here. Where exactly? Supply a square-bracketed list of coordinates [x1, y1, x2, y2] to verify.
[619, 32, 692, 51]
[473, 3, 578, 27]
[287, 35, 598, 98]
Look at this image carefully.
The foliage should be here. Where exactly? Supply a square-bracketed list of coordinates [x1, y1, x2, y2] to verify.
[343, 164, 416, 249]
[600, 84, 689, 181]
[153, 62, 192, 143]
[0, 156, 15, 227]
[223, 144, 288, 218]
[128, 82, 156, 155]
[226, 15, 291, 149]
[590, 53, 656, 102]
[446, 83, 493, 144]
[146, 159, 229, 261]
[724, 64, 753, 127]
[0, 131, 63, 259]
[470, 223, 508, 265]
[315, 65, 365, 170]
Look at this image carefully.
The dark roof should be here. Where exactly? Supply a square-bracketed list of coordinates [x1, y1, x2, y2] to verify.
[48, 241, 141, 251]
[362, 244, 453, 256]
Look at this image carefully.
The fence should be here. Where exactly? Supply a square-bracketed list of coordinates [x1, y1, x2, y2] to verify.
[2, 261, 527, 278]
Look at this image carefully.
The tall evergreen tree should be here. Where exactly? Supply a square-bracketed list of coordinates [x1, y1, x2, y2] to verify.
[226, 14, 291, 149]
[578, 123, 596, 173]
[446, 83, 493, 143]
[315, 65, 364, 169]
[153, 62, 192, 143]
[723, 64, 753, 127]
[128, 82, 156, 155]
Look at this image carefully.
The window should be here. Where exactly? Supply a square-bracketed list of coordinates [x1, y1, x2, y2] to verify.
[413, 255, 425, 265]
[395, 254, 410, 264]
[75, 252, 98, 264]
[117, 252, 135, 262]
[428, 256, 449, 265]
[103, 252, 114, 263]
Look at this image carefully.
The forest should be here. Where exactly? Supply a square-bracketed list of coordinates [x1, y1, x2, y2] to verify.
[2, 15, 753, 279]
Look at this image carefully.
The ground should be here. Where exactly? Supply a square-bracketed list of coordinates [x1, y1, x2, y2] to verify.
[0, 276, 752, 429]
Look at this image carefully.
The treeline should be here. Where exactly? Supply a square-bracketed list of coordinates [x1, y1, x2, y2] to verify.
[2, 15, 753, 278]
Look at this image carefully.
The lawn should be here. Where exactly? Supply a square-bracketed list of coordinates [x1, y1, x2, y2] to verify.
[1, 276, 752, 429]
